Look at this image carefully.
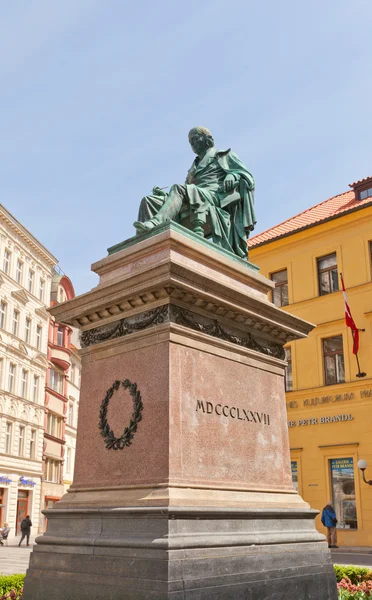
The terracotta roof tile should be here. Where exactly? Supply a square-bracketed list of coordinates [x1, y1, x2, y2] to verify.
[249, 184, 372, 248]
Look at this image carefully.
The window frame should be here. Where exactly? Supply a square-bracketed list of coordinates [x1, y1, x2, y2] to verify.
[323, 335, 345, 386]
[270, 269, 289, 307]
[3, 249, 11, 275]
[18, 425, 25, 456]
[36, 325, 42, 350]
[0, 301, 7, 329]
[8, 363, 16, 393]
[27, 269, 34, 294]
[15, 259, 23, 284]
[12, 309, 20, 337]
[32, 375, 40, 403]
[317, 253, 339, 296]
[5, 421, 13, 454]
[38, 278, 45, 302]
[30, 429, 37, 459]
[21, 369, 28, 398]
[25, 317, 31, 344]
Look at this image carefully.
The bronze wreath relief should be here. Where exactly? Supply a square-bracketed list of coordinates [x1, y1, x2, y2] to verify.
[99, 379, 143, 450]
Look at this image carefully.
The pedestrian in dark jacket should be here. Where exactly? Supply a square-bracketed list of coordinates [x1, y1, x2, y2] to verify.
[321, 501, 338, 548]
[18, 515, 32, 547]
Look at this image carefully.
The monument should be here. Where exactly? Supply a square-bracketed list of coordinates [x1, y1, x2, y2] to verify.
[23, 128, 337, 599]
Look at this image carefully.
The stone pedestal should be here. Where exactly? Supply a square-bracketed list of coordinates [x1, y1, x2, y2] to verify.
[23, 223, 337, 599]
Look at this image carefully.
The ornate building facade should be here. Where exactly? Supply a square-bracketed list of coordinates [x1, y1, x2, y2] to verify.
[0, 205, 56, 535]
[0, 205, 81, 536]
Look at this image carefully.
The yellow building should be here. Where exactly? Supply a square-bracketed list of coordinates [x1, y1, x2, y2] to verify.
[249, 176, 372, 547]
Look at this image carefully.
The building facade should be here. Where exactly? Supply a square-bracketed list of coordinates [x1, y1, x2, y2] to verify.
[40, 273, 81, 531]
[0, 205, 57, 536]
[249, 177, 372, 546]
[0, 205, 81, 536]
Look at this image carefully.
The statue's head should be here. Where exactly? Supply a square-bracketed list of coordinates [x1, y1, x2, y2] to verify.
[188, 126, 214, 155]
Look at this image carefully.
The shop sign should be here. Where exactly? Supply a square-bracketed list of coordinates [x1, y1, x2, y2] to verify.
[287, 388, 372, 410]
[0, 476, 12, 485]
[288, 413, 353, 427]
[19, 476, 36, 487]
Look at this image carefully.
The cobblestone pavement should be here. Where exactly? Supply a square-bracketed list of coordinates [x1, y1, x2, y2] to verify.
[0, 536, 35, 576]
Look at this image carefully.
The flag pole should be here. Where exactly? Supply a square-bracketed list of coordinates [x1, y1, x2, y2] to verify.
[340, 272, 366, 378]
[352, 329, 366, 378]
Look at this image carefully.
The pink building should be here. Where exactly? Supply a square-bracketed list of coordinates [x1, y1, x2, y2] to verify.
[41, 271, 80, 530]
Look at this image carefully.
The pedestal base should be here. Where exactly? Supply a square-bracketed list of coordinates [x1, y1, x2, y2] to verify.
[24, 505, 337, 600]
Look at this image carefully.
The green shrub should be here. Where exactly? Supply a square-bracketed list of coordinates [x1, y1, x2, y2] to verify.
[0, 576, 24, 595]
[334, 564, 372, 584]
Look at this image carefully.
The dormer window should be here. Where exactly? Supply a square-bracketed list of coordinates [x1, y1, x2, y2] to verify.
[360, 187, 372, 201]
[349, 176, 372, 201]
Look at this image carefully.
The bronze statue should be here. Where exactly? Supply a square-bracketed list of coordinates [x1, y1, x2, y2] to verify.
[134, 126, 256, 259]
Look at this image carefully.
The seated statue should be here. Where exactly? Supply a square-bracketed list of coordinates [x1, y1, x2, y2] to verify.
[133, 126, 256, 259]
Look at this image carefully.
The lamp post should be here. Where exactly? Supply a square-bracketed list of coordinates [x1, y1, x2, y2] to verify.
[358, 459, 372, 485]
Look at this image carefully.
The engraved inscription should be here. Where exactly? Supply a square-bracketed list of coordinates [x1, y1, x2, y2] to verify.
[196, 400, 270, 425]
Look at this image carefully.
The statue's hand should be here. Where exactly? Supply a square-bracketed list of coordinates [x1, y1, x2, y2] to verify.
[223, 174, 235, 193]
[152, 186, 167, 197]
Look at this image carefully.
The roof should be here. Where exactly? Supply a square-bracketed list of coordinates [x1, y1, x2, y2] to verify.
[249, 183, 372, 249]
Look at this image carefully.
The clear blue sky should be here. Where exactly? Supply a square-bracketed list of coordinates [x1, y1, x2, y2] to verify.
[1, 1, 371, 295]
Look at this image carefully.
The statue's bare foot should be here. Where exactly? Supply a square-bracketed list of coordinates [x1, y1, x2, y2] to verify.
[133, 220, 157, 233]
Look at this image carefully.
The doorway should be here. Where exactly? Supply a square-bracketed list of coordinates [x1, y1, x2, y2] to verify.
[16, 490, 29, 536]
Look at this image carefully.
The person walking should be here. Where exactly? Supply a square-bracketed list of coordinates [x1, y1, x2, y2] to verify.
[18, 515, 32, 547]
[321, 501, 338, 548]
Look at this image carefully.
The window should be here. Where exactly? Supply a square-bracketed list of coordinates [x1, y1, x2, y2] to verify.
[291, 461, 298, 491]
[30, 429, 37, 459]
[46, 412, 63, 438]
[21, 369, 28, 398]
[15, 259, 23, 284]
[360, 187, 372, 201]
[68, 403, 74, 426]
[38, 278, 45, 302]
[330, 458, 357, 529]
[5, 422, 13, 453]
[36, 325, 42, 350]
[271, 269, 288, 307]
[18, 425, 25, 456]
[284, 347, 293, 392]
[318, 253, 339, 296]
[32, 375, 40, 402]
[57, 326, 64, 346]
[66, 447, 72, 473]
[12, 309, 20, 336]
[25, 317, 31, 343]
[323, 336, 345, 385]
[0, 301, 7, 329]
[3, 250, 11, 274]
[49, 369, 64, 394]
[27, 270, 34, 293]
[0, 358, 3, 388]
[8, 363, 16, 393]
[44, 458, 60, 483]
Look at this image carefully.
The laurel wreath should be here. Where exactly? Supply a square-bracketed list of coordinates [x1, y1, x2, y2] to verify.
[98, 379, 143, 450]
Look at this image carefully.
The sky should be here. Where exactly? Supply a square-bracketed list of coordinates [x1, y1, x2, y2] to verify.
[1, 1, 371, 295]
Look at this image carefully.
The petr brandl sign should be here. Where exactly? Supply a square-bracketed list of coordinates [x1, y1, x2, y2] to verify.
[196, 400, 271, 424]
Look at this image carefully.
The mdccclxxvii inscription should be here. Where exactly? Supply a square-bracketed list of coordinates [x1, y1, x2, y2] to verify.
[196, 400, 270, 425]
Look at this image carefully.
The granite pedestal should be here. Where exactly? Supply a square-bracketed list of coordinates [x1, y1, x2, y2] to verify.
[23, 223, 337, 599]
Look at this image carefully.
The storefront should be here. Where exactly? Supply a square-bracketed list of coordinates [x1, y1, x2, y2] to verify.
[288, 383, 372, 546]
[0, 473, 41, 537]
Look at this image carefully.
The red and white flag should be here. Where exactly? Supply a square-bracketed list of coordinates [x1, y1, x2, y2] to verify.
[340, 273, 359, 355]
